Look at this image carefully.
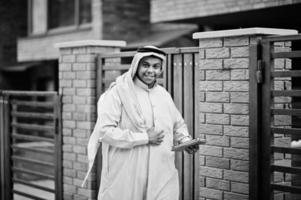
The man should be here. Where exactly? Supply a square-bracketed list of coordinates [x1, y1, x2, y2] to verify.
[82, 46, 198, 200]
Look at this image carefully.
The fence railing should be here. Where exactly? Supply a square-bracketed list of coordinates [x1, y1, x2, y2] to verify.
[0, 90, 62, 200]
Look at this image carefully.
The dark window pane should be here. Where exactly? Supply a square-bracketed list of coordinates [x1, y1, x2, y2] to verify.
[49, 0, 75, 28]
[79, 0, 92, 24]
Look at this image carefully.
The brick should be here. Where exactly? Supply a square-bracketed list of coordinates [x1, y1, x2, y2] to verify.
[224, 170, 249, 183]
[77, 154, 88, 163]
[199, 187, 223, 199]
[76, 71, 96, 80]
[206, 113, 229, 124]
[73, 96, 86, 104]
[206, 70, 230, 80]
[64, 137, 76, 145]
[63, 88, 76, 96]
[224, 148, 249, 160]
[206, 135, 230, 147]
[231, 69, 249, 80]
[73, 146, 87, 154]
[231, 182, 249, 194]
[63, 120, 76, 128]
[231, 137, 249, 149]
[74, 162, 88, 171]
[199, 102, 222, 113]
[77, 138, 88, 145]
[199, 145, 222, 157]
[63, 176, 73, 185]
[86, 80, 96, 88]
[62, 128, 72, 136]
[76, 54, 95, 62]
[231, 47, 249, 58]
[199, 59, 223, 69]
[224, 81, 249, 91]
[206, 156, 230, 169]
[73, 112, 86, 121]
[199, 155, 205, 166]
[224, 103, 249, 114]
[206, 177, 230, 191]
[77, 105, 96, 113]
[224, 192, 248, 200]
[60, 63, 72, 71]
[86, 63, 96, 71]
[73, 63, 86, 71]
[230, 92, 249, 103]
[77, 121, 94, 130]
[206, 92, 229, 102]
[62, 95, 72, 103]
[64, 168, 76, 177]
[77, 88, 95, 96]
[73, 80, 87, 88]
[199, 166, 223, 178]
[231, 159, 249, 171]
[63, 104, 76, 112]
[73, 129, 90, 138]
[224, 36, 249, 47]
[224, 125, 249, 137]
[231, 115, 249, 126]
[64, 184, 77, 193]
[62, 112, 72, 120]
[60, 80, 72, 87]
[63, 160, 73, 168]
[199, 124, 223, 135]
[199, 81, 222, 91]
[206, 47, 230, 58]
[199, 38, 223, 48]
[63, 144, 73, 152]
[62, 55, 76, 63]
[73, 47, 87, 54]
[224, 58, 249, 69]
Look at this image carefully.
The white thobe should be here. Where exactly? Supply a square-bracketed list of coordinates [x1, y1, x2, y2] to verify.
[97, 78, 190, 200]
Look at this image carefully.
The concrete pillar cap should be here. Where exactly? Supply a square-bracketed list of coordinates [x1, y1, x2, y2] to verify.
[193, 27, 298, 40]
[54, 40, 126, 49]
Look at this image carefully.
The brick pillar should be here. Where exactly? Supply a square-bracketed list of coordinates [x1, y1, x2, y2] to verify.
[192, 28, 297, 200]
[56, 40, 126, 199]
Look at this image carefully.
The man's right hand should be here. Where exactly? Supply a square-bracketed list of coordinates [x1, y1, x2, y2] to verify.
[147, 128, 164, 145]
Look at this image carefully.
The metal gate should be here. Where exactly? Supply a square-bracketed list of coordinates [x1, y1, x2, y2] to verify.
[0, 91, 62, 200]
[250, 34, 301, 200]
[96, 47, 200, 200]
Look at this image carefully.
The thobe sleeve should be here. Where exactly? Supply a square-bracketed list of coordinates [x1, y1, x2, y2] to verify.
[97, 88, 149, 149]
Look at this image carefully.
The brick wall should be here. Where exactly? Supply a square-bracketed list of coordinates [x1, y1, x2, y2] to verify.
[57, 41, 125, 199]
[151, 0, 301, 23]
[197, 36, 251, 200]
[194, 28, 297, 200]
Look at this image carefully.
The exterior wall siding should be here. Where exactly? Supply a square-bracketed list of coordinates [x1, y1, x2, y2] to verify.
[151, 0, 301, 23]
[102, 0, 150, 42]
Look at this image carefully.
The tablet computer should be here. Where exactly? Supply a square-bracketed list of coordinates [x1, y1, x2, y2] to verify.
[171, 138, 206, 151]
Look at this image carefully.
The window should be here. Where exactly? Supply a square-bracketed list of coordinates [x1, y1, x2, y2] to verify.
[48, 0, 91, 29]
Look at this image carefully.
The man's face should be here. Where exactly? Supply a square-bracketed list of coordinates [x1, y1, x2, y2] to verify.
[136, 56, 162, 86]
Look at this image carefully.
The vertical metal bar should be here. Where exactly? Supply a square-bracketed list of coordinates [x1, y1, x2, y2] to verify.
[75, 0, 79, 26]
[261, 40, 273, 200]
[249, 43, 261, 200]
[96, 55, 103, 190]
[167, 54, 173, 94]
[0, 93, 4, 200]
[54, 94, 62, 200]
[183, 53, 194, 200]
[173, 53, 184, 200]
[3, 94, 12, 200]
[193, 52, 200, 200]
[27, 0, 32, 35]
